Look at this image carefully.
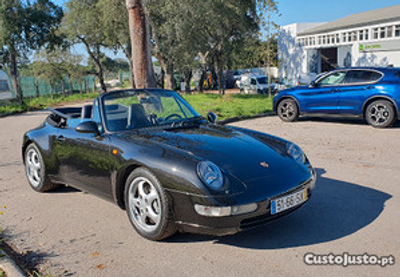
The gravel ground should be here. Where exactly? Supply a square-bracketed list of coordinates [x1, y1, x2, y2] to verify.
[0, 110, 399, 277]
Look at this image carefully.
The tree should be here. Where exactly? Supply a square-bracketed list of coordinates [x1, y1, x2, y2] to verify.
[149, 0, 259, 94]
[98, 0, 135, 88]
[126, 0, 157, 88]
[63, 0, 108, 92]
[0, 0, 63, 104]
[258, 0, 280, 97]
[32, 50, 65, 99]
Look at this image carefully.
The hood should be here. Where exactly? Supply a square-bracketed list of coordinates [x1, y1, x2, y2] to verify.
[120, 124, 304, 184]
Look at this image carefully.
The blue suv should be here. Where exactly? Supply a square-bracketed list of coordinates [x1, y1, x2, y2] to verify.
[273, 67, 400, 128]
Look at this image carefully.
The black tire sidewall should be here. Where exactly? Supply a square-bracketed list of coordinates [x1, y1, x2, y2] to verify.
[277, 99, 299, 122]
[124, 167, 174, 240]
[365, 100, 396, 128]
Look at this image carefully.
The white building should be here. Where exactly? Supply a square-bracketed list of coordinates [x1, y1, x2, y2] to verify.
[278, 4, 400, 86]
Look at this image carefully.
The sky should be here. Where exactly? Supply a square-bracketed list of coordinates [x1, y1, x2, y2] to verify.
[52, 0, 400, 61]
[275, 0, 400, 26]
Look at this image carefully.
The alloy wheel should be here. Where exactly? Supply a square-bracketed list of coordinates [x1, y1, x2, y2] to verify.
[26, 148, 42, 187]
[128, 177, 162, 233]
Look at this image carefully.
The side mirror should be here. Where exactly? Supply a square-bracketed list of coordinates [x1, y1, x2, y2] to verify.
[207, 112, 218, 123]
[310, 80, 317, 88]
[76, 121, 100, 135]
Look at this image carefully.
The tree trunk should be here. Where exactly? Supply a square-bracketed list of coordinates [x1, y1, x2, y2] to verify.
[92, 78, 96, 92]
[184, 70, 192, 94]
[157, 55, 175, 90]
[94, 61, 107, 92]
[160, 69, 165, 89]
[209, 64, 218, 89]
[35, 80, 40, 98]
[216, 56, 225, 95]
[61, 81, 66, 97]
[126, 0, 157, 88]
[198, 52, 209, 93]
[69, 80, 74, 94]
[9, 49, 23, 104]
[50, 83, 54, 100]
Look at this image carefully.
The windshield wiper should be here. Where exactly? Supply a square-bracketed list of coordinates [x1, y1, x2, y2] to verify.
[163, 116, 204, 130]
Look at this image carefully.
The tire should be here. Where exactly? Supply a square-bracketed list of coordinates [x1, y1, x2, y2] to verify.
[124, 167, 176, 240]
[365, 100, 396, 128]
[25, 143, 59, 192]
[277, 98, 299, 122]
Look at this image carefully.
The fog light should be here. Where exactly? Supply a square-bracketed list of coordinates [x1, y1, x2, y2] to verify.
[194, 203, 258, 217]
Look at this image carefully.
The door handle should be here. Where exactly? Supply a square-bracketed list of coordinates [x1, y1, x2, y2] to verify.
[56, 135, 66, 142]
[365, 86, 374, 90]
[331, 89, 339, 93]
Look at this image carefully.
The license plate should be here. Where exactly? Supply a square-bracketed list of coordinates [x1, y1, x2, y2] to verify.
[271, 189, 308, 215]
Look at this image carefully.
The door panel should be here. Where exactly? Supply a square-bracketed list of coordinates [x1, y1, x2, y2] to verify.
[336, 70, 382, 114]
[55, 127, 113, 199]
[298, 86, 339, 114]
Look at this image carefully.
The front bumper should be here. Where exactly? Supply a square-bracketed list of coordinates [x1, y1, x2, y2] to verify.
[168, 173, 316, 236]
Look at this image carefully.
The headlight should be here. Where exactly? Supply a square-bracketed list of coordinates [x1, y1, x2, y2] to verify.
[286, 143, 306, 164]
[197, 161, 224, 190]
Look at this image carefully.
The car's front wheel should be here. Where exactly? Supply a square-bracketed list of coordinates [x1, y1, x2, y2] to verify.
[277, 98, 299, 122]
[365, 100, 396, 128]
[25, 143, 59, 192]
[125, 168, 176, 240]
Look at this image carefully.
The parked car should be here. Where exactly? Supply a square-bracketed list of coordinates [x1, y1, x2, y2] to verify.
[238, 74, 278, 94]
[273, 67, 400, 128]
[23, 89, 316, 240]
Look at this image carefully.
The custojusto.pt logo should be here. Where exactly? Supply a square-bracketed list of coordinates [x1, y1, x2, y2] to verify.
[304, 252, 395, 267]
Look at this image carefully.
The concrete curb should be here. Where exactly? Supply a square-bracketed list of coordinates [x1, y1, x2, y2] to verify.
[0, 249, 26, 277]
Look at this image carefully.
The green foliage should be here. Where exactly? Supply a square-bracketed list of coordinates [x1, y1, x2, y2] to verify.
[0, 92, 100, 115]
[0, 0, 64, 61]
[149, 0, 260, 90]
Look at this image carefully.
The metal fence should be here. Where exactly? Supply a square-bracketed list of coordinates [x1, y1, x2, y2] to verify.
[9, 76, 96, 98]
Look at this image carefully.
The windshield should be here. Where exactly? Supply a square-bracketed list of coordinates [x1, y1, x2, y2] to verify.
[257, 77, 268, 84]
[102, 90, 200, 132]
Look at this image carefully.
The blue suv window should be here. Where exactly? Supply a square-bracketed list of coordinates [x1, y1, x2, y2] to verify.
[344, 70, 382, 84]
[318, 71, 346, 86]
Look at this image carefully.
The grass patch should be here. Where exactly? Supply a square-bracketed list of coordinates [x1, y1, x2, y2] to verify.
[0, 92, 273, 120]
[183, 93, 273, 119]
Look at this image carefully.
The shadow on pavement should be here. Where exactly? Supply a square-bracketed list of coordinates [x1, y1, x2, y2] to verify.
[168, 168, 392, 249]
[1, 229, 59, 274]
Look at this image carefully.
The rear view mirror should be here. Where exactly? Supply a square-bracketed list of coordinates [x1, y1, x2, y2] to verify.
[309, 81, 317, 88]
[76, 121, 100, 136]
[207, 112, 218, 123]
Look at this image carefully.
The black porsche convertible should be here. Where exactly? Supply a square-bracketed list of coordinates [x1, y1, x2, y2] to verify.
[23, 89, 316, 240]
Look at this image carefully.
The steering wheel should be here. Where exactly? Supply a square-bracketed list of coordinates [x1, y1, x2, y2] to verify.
[164, 114, 182, 121]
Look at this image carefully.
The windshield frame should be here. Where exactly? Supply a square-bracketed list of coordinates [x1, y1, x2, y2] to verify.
[99, 89, 201, 133]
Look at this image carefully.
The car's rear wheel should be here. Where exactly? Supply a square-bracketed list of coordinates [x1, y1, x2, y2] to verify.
[277, 99, 299, 122]
[365, 100, 396, 128]
[125, 168, 176, 240]
[25, 143, 59, 192]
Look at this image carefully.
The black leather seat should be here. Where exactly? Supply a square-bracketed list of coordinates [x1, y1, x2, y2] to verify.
[127, 104, 152, 129]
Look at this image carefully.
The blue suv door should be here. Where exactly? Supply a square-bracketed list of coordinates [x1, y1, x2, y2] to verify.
[336, 70, 383, 115]
[300, 70, 347, 114]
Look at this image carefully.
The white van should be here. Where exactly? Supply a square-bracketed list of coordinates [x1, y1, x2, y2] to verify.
[237, 74, 278, 94]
